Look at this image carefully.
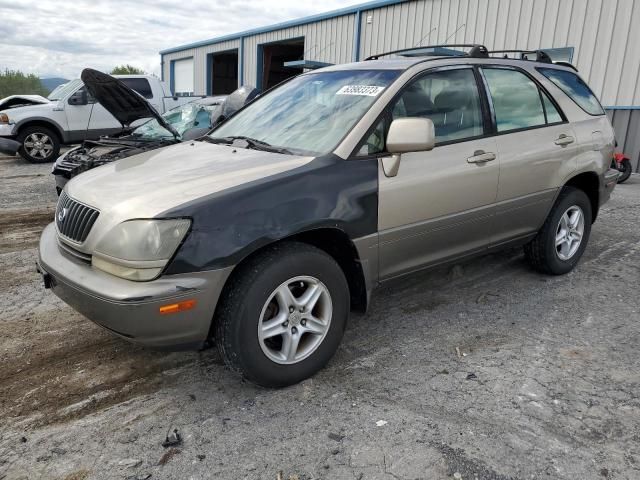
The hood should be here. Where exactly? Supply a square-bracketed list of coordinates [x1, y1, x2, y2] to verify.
[80, 68, 178, 138]
[0, 95, 49, 110]
[65, 141, 314, 248]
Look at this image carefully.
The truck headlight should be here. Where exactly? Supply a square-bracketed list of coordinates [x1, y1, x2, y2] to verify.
[92, 219, 191, 281]
[0, 113, 9, 124]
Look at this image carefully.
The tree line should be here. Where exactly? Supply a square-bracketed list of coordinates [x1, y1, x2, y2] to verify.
[0, 65, 145, 98]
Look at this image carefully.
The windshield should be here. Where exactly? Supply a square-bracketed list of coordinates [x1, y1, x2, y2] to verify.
[209, 69, 400, 156]
[47, 79, 82, 101]
[133, 101, 222, 139]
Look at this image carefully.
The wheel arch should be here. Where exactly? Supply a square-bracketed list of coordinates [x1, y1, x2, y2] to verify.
[563, 171, 600, 223]
[16, 118, 65, 143]
[215, 227, 369, 321]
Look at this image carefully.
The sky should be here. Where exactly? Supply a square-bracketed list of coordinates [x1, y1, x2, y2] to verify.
[0, 0, 359, 79]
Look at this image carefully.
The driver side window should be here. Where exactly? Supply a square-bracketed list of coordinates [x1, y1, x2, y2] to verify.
[356, 68, 484, 157]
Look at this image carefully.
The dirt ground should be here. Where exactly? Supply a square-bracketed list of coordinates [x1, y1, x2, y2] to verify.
[0, 151, 639, 480]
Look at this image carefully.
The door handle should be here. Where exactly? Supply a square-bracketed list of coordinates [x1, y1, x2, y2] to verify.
[467, 150, 496, 164]
[555, 134, 575, 146]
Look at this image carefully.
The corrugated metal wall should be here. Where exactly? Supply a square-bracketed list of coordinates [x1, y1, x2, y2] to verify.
[358, 0, 640, 106]
[162, 39, 240, 95]
[161, 0, 639, 170]
[242, 15, 356, 86]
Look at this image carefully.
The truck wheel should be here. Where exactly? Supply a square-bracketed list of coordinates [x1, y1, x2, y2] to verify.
[524, 186, 592, 275]
[17, 126, 60, 163]
[215, 242, 349, 387]
[617, 159, 632, 184]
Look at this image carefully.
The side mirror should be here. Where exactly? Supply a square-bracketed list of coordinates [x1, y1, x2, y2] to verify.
[68, 89, 88, 106]
[381, 118, 435, 177]
[386, 117, 435, 154]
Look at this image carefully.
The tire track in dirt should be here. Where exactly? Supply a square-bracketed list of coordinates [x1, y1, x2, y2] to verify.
[0, 207, 54, 254]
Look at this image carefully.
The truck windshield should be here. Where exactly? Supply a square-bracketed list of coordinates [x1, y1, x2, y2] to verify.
[209, 69, 400, 156]
[48, 79, 82, 101]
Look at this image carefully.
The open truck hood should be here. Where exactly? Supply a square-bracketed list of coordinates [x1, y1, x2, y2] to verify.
[0, 95, 50, 110]
[81, 68, 179, 138]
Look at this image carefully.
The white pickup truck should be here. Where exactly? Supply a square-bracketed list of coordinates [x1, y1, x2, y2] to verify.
[0, 75, 196, 163]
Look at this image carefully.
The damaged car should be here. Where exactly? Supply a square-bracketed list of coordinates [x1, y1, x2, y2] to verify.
[52, 69, 257, 193]
[39, 47, 617, 387]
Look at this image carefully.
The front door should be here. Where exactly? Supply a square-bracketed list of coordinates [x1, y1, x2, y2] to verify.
[362, 66, 500, 280]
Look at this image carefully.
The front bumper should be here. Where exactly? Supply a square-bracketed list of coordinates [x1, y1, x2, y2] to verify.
[38, 223, 233, 349]
[0, 123, 16, 137]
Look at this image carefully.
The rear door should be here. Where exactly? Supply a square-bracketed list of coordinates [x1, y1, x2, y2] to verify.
[479, 66, 578, 245]
[365, 66, 500, 280]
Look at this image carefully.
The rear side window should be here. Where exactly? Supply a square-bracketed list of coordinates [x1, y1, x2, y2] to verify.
[482, 68, 566, 133]
[119, 78, 153, 99]
[537, 68, 604, 116]
[483, 68, 546, 132]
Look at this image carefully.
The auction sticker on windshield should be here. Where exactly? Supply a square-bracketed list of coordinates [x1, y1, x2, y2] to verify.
[336, 85, 385, 96]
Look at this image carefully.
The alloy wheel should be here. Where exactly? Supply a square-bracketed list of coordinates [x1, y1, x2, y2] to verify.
[258, 275, 333, 365]
[555, 205, 585, 261]
[23, 133, 54, 159]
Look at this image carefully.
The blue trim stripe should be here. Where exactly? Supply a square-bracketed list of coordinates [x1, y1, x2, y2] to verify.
[353, 9, 362, 61]
[604, 106, 640, 110]
[169, 60, 175, 95]
[206, 54, 213, 95]
[159, 0, 407, 55]
[239, 37, 245, 87]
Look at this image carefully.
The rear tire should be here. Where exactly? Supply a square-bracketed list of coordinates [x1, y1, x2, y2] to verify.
[17, 126, 61, 163]
[617, 159, 632, 184]
[215, 242, 349, 387]
[524, 186, 592, 275]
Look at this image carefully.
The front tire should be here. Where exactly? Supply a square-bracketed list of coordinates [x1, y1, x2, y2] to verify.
[17, 126, 60, 163]
[524, 186, 592, 275]
[215, 242, 349, 387]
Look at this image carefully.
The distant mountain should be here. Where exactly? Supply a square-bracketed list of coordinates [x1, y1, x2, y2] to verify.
[40, 77, 68, 93]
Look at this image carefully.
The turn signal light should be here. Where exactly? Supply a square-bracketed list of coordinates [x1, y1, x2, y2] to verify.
[159, 299, 196, 315]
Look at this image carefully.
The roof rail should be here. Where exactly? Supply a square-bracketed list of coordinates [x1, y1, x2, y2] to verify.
[365, 43, 488, 61]
[487, 49, 553, 64]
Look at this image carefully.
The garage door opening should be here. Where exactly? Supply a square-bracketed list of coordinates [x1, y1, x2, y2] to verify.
[172, 57, 194, 96]
[259, 38, 304, 90]
[210, 51, 239, 95]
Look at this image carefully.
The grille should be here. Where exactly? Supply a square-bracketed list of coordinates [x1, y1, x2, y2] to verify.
[55, 191, 99, 243]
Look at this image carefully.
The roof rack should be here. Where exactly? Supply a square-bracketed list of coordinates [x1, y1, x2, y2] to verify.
[365, 44, 489, 61]
[487, 49, 553, 63]
[364, 45, 577, 69]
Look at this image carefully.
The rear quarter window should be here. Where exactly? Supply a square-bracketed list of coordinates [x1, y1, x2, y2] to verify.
[119, 78, 153, 99]
[537, 68, 604, 116]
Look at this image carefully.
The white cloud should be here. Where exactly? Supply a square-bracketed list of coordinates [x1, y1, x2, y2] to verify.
[0, 0, 360, 79]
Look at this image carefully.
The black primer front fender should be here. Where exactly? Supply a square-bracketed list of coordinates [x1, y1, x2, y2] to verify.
[162, 154, 379, 275]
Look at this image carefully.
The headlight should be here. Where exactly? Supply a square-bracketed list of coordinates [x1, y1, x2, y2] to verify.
[0, 113, 9, 124]
[92, 218, 191, 281]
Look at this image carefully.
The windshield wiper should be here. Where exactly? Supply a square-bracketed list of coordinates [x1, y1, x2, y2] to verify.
[205, 135, 292, 154]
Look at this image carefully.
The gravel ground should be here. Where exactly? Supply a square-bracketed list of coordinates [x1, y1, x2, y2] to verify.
[0, 152, 639, 480]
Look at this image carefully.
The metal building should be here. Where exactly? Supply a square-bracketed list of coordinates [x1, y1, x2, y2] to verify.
[160, 0, 640, 171]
